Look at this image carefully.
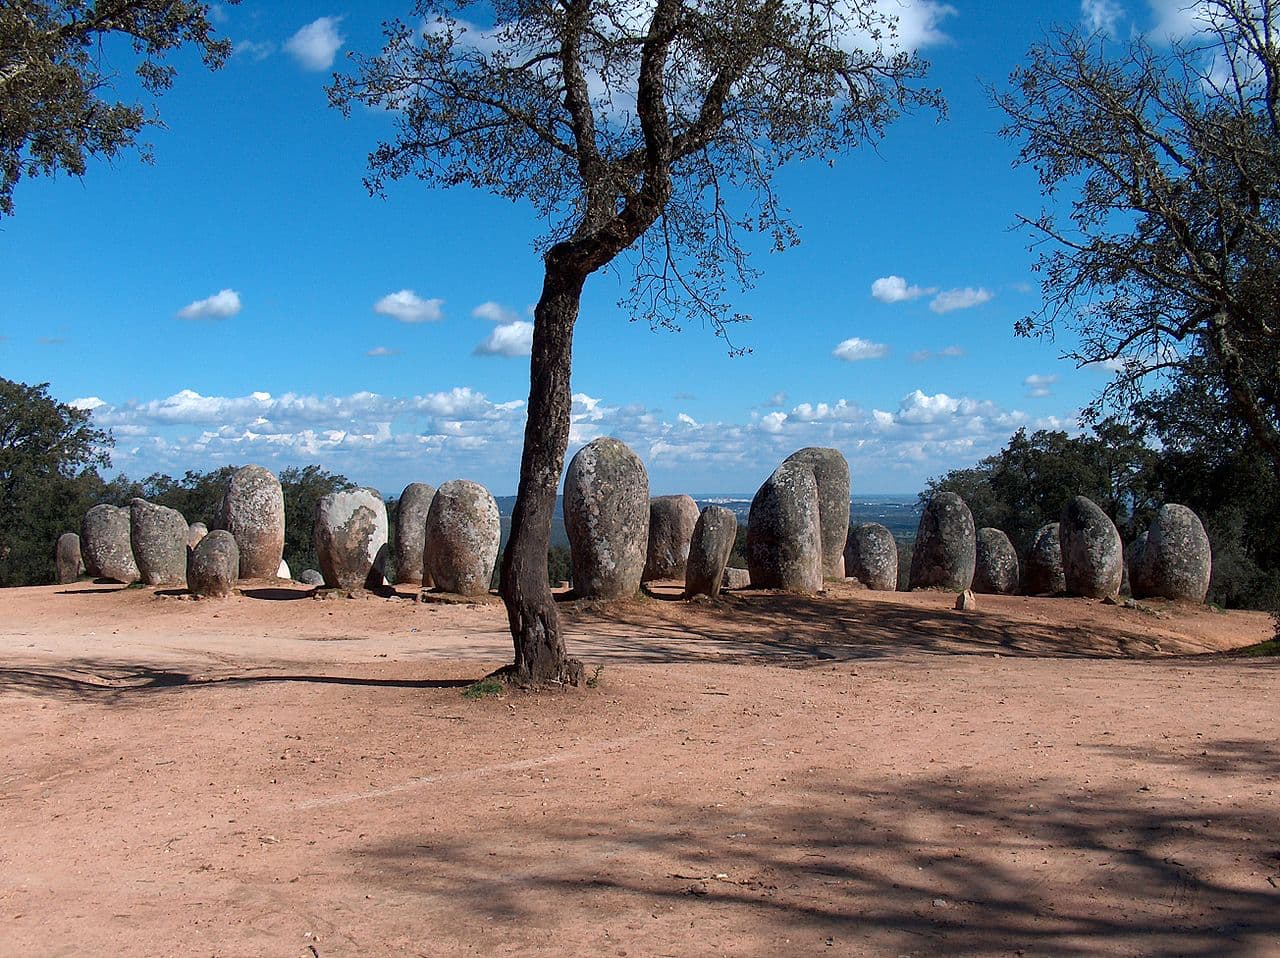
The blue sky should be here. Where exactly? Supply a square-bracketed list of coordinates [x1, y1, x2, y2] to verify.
[0, 0, 1193, 496]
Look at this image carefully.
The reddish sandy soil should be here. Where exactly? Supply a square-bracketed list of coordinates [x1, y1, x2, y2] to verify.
[1, 579, 1277, 957]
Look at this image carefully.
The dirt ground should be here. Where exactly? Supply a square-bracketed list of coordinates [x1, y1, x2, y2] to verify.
[0, 579, 1277, 957]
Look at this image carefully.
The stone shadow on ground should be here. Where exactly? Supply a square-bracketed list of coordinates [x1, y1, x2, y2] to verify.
[355, 757, 1280, 957]
[559, 589, 1233, 664]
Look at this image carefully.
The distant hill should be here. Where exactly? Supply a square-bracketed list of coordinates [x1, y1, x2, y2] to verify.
[495, 494, 921, 549]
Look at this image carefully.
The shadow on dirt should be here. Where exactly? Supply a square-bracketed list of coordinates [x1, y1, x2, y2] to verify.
[357, 757, 1280, 957]
[0, 663, 477, 701]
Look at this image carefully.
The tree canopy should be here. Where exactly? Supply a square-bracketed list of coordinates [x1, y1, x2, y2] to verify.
[0, 0, 235, 216]
[997, 1, 1280, 471]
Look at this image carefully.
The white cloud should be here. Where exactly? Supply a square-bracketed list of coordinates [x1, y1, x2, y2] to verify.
[366, 346, 399, 357]
[871, 275, 934, 303]
[929, 287, 994, 314]
[832, 336, 890, 361]
[759, 411, 788, 433]
[233, 39, 274, 61]
[474, 321, 534, 357]
[176, 289, 241, 320]
[1082, 0, 1124, 34]
[878, 1, 957, 51]
[1024, 373, 1059, 398]
[285, 16, 345, 70]
[472, 301, 522, 324]
[70, 396, 106, 411]
[909, 344, 965, 362]
[374, 290, 443, 323]
[677, 412, 699, 427]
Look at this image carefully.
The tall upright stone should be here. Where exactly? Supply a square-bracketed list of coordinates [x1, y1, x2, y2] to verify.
[844, 522, 898, 591]
[314, 488, 388, 590]
[424, 480, 500, 596]
[908, 492, 976, 591]
[81, 504, 138, 584]
[643, 494, 700, 582]
[55, 533, 83, 584]
[564, 438, 649, 600]
[187, 530, 239, 598]
[973, 527, 1020, 595]
[684, 505, 738, 598]
[221, 465, 285, 579]
[783, 447, 851, 578]
[1060, 496, 1124, 598]
[1132, 504, 1212, 602]
[394, 482, 437, 586]
[746, 460, 823, 593]
[130, 498, 188, 586]
[1025, 522, 1066, 595]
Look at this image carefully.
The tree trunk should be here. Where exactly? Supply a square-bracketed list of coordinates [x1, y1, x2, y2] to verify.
[498, 254, 587, 686]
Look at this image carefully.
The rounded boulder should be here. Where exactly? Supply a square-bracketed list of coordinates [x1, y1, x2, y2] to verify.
[564, 438, 649, 600]
[221, 465, 285, 579]
[424, 480, 500, 596]
[298, 569, 324, 586]
[1132, 504, 1211, 602]
[643, 494, 700, 582]
[973, 527, 1020, 595]
[783, 447, 851, 578]
[746, 460, 823, 593]
[1025, 523, 1066, 595]
[394, 482, 437, 586]
[1060, 496, 1124, 598]
[908, 492, 976, 591]
[684, 505, 738, 598]
[844, 522, 898, 591]
[130, 498, 188, 586]
[188, 530, 240, 598]
[81, 504, 139, 584]
[55, 532, 83, 584]
[314, 488, 388, 590]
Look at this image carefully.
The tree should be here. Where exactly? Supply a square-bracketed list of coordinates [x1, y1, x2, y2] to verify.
[332, 0, 942, 684]
[0, 378, 111, 585]
[997, 2, 1280, 473]
[0, 0, 236, 216]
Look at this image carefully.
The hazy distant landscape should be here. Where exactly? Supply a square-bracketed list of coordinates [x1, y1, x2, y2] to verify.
[495, 495, 923, 548]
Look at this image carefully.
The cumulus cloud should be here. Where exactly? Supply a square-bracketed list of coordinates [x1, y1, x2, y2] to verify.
[1081, 0, 1124, 34]
[1024, 373, 1059, 398]
[366, 346, 399, 357]
[474, 321, 534, 357]
[472, 301, 522, 324]
[929, 287, 994, 314]
[177, 288, 241, 321]
[233, 39, 274, 61]
[871, 275, 934, 303]
[832, 337, 890, 361]
[374, 290, 443, 323]
[285, 16, 345, 70]
[879, 0, 957, 50]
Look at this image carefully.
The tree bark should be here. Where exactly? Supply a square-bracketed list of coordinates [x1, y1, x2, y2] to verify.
[498, 250, 587, 686]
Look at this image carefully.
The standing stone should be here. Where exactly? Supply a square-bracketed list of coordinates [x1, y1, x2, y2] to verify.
[314, 488, 388, 590]
[1132, 504, 1211, 602]
[221, 465, 285, 579]
[684, 505, 737, 597]
[1125, 532, 1150, 597]
[783, 447, 851, 578]
[1025, 522, 1066, 595]
[394, 482, 436, 586]
[55, 533, 82, 584]
[723, 567, 750, 590]
[643, 494, 700, 582]
[973, 527, 1020, 595]
[564, 438, 649, 600]
[188, 530, 239, 598]
[1060, 496, 1124, 598]
[298, 569, 324, 586]
[81, 504, 139, 584]
[424, 480, 500, 596]
[908, 492, 976, 591]
[187, 522, 209, 550]
[844, 522, 898, 591]
[746, 460, 823, 593]
[130, 498, 188, 586]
